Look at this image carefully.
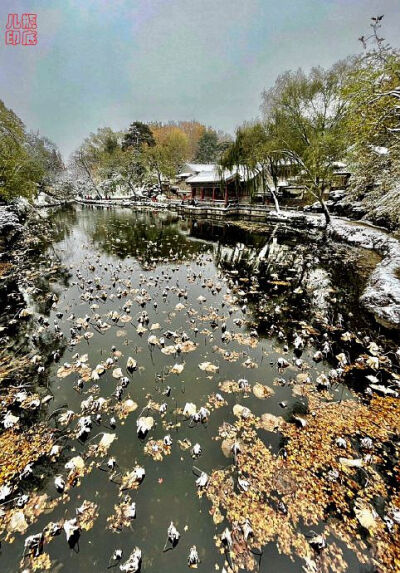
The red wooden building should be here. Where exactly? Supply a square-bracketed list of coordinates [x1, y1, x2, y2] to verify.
[178, 164, 251, 205]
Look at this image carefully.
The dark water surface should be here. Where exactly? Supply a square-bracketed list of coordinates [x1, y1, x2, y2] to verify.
[1, 205, 387, 573]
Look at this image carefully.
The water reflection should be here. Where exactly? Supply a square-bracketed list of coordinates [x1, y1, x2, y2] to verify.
[190, 219, 382, 335]
[81, 207, 207, 263]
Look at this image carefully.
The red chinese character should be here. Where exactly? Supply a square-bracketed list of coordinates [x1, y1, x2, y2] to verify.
[6, 13, 21, 29]
[22, 14, 37, 29]
[5, 30, 20, 45]
[5, 13, 38, 46]
[22, 30, 37, 46]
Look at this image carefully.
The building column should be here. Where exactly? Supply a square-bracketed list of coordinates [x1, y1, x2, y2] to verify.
[201, 188, 204, 201]
[224, 185, 228, 207]
[191, 188, 195, 199]
[212, 188, 215, 203]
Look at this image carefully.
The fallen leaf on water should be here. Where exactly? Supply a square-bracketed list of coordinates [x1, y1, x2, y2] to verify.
[258, 413, 284, 432]
[253, 383, 274, 399]
[198, 362, 219, 373]
[126, 357, 137, 371]
[242, 358, 257, 369]
[115, 399, 138, 420]
[212, 506, 224, 524]
[161, 345, 176, 355]
[170, 363, 184, 375]
[339, 457, 363, 468]
[99, 433, 116, 452]
[354, 498, 377, 532]
[32, 552, 52, 571]
[76, 500, 99, 531]
[8, 510, 28, 534]
[177, 439, 192, 451]
[232, 404, 252, 418]
[137, 416, 154, 434]
[144, 439, 171, 461]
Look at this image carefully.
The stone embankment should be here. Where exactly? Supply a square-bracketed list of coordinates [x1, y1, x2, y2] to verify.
[326, 218, 400, 330]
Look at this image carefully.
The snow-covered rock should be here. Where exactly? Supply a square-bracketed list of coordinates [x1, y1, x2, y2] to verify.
[327, 219, 400, 329]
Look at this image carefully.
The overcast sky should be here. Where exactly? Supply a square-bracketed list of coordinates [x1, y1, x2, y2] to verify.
[1, 0, 399, 159]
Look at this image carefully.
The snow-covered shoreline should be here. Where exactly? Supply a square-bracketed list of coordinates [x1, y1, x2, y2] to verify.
[261, 209, 400, 329]
[326, 218, 400, 329]
[233, 208, 400, 329]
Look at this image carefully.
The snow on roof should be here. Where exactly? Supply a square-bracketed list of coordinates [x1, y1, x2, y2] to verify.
[186, 170, 225, 184]
[186, 163, 216, 172]
[186, 167, 241, 184]
[186, 165, 258, 184]
[177, 163, 216, 179]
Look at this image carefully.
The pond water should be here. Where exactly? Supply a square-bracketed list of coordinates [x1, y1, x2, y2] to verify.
[0, 205, 395, 573]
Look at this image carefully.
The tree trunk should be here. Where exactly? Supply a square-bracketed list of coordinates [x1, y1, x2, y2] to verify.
[261, 171, 266, 205]
[270, 164, 281, 214]
[79, 155, 102, 199]
[320, 198, 331, 226]
[270, 188, 281, 214]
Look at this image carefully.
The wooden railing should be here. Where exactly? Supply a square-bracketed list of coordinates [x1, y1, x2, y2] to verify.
[77, 197, 303, 213]
[166, 200, 301, 212]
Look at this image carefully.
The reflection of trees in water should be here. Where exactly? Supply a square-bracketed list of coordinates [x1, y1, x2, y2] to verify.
[203, 221, 377, 334]
[32, 266, 71, 316]
[0, 207, 71, 424]
[0, 273, 66, 428]
[191, 220, 311, 283]
[1, 223, 72, 335]
[216, 236, 317, 330]
[190, 220, 269, 250]
[47, 204, 79, 243]
[84, 206, 207, 263]
[190, 220, 358, 332]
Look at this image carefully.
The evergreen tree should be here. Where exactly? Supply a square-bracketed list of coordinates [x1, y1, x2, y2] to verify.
[195, 130, 219, 163]
[122, 122, 155, 150]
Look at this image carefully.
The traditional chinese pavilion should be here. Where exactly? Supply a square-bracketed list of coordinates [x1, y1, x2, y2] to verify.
[177, 163, 252, 205]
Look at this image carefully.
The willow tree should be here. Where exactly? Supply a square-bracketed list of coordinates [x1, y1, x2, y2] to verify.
[220, 122, 282, 212]
[261, 62, 351, 225]
[342, 16, 400, 227]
